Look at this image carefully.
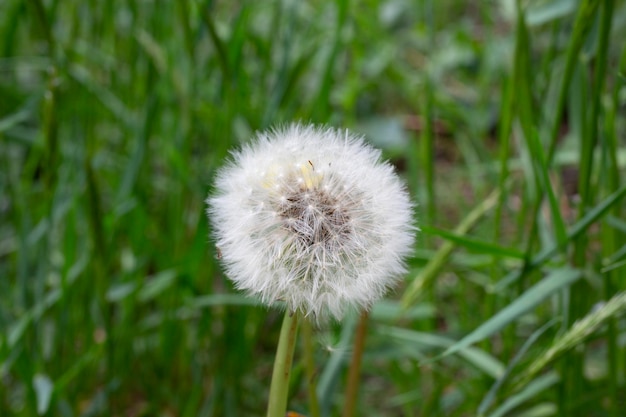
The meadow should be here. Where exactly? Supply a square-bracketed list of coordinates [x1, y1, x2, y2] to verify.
[1, 0, 625, 416]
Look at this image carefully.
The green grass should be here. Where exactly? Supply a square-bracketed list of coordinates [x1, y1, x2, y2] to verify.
[2, 0, 626, 416]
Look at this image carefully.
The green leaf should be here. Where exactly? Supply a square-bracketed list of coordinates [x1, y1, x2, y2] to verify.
[478, 320, 558, 415]
[138, 270, 177, 302]
[516, 291, 626, 389]
[495, 184, 626, 291]
[8, 290, 61, 348]
[382, 326, 505, 379]
[0, 106, 31, 133]
[186, 293, 260, 308]
[526, 0, 577, 26]
[423, 226, 525, 259]
[441, 268, 581, 358]
[371, 300, 435, 321]
[402, 188, 502, 308]
[106, 282, 137, 302]
[317, 313, 357, 415]
[486, 372, 559, 417]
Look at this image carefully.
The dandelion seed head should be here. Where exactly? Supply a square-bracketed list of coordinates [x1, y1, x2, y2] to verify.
[207, 123, 416, 321]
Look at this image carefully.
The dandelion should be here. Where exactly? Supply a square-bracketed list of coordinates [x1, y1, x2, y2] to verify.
[207, 123, 415, 321]
[207, 123, 415, 417]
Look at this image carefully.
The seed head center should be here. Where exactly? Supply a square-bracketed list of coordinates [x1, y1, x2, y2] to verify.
[278, 185, 351, 248]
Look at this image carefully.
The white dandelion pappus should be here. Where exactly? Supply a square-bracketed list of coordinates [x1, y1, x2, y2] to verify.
[207, 123, 415, 321]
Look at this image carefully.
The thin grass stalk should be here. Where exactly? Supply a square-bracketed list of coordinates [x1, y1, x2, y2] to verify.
[493, 72, 514, 263]
[497, 0, 602, 288]
[507, 2, 538, 361]
[200, 6, 231, 87]
[539, 22, 561, 100]
[1, 0, 21, 56]
[262, 0, 295, 127]
[566, 63, 591, 417]
[42, 70, 59, 190]
[263, 0, 283, 82]
[597, 3, 620, 413]
[585, 0, 613, 200]
[546, 0, 601, 164]
[421, 79, 435, 237]
[599, 2, 618, 415]
[84, 153, 114, 414]
[27, 0, 55, 55]
[510, 0, 602, 308]
[267, 311, 300, 417]
[342, 311, 368, 417]
[605, 263, 620, 417]
[514, 2, 567, 248]
[509, 5, 541, 281]
[567, 1, 609, 413]
[312, 0, 348, 120]
[177, 0, 195, 60]
[301, 320, 321, 417]
[422, 0, 435, 233]
[419, 72, 445, 410]
[489, 73, 514, 353]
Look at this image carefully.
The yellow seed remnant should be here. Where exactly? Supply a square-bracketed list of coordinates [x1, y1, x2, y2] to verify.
[300, 160, 322, 189]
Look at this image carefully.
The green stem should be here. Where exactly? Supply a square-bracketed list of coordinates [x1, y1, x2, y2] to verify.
[267, 310, 300, 417]
[302, 320, 321, 417]
[342, 311, 369, 417]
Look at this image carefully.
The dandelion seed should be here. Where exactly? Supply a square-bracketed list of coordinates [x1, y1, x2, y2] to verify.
[207, 123, 415, 321]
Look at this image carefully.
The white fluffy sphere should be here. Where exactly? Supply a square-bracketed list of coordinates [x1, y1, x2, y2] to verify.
[207, 123, 415, 320]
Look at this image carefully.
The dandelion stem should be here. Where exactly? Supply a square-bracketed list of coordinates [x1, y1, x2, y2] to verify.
[267, 310, 300, 417]
[342, 310, 369, 417]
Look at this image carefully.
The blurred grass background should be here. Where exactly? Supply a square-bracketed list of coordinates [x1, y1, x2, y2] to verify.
[1, 0, 626, 416]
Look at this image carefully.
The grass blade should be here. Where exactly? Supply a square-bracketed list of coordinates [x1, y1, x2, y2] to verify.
[441, 268, 581, 359]
[487, 372, 560, 417]
[402, 187, 502, 308]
